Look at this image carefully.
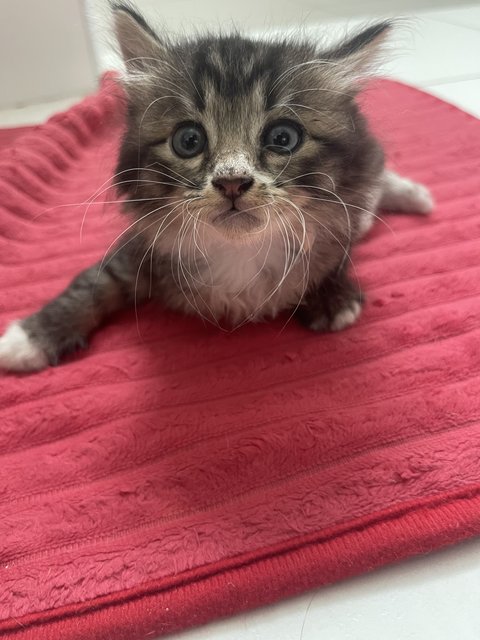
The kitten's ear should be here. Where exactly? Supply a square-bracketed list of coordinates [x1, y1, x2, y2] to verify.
[113, 3, 164, 71]
[325, 21, 392, 88]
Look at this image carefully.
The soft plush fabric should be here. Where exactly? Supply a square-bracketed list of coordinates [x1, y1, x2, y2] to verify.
[1, 74, 480, 639]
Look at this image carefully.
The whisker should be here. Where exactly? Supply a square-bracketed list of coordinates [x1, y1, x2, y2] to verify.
[278, 170, 336, 190]
[276, 194, 359, 287]
[146, 198, 198, 296]
[146, 160, 197, 186]
[182, 204, 214, 288]
[127, 56, 203, 107]
[317, 186, 352, 272]
[178, 58, 204, 105]
[79, 175, 193, 240]
[32, 189, 178, 222]
[274, 101, 343, 120]
[269, 59, 342, 96]
[139, 95, 191, 140]
[191, 210, 212, 286]
[270, 103, 307, 127]
[232, 209, 274, 301]
[272, 150, 293, 183]
[96, 197, 188, 281]
[82, 165, 192, 212]
[275, 202, 311, 332]
[175, 211, 223, 329]
[285, 187, 396, 234]
[234, 206, 299, 329]
[134, 201, 191, 333]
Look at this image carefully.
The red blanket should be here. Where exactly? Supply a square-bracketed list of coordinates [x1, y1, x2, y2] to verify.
[1, 75, 480, 639]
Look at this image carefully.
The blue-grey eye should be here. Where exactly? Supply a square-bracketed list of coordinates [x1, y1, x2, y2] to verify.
[171, 123, 206, 158]
[263, 121, 302, 154]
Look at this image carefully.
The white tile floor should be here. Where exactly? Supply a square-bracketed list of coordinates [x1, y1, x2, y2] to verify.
[1, 3, 479, 639]
[174, 538, 480, 640]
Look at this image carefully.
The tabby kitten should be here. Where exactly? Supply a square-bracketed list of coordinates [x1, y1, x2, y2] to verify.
[0, 4, 432, 372]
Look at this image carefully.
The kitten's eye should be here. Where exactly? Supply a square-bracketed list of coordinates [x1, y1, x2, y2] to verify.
[263, 121, 302, 154]
[171, 123, 206, 158]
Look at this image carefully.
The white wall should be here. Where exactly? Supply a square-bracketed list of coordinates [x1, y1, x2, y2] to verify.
[0, 0, 97, 108]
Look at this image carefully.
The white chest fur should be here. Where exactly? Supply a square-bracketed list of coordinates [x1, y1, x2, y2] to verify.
[173, 231, 310, 325]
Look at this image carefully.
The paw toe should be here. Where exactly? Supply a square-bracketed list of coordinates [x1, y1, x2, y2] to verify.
[308, 315, 330, 332]
[330, 300, 362, 331]
[306, 300, 362, 333]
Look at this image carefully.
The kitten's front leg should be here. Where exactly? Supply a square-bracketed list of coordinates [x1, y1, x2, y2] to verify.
[0, 251, 147, 373]
[297, 268, 363, 333]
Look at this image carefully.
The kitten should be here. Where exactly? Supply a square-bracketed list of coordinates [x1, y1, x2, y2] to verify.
[0, 3, 433, 372]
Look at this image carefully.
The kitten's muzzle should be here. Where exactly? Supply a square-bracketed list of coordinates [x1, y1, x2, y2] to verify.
[212, 176, 254, 202]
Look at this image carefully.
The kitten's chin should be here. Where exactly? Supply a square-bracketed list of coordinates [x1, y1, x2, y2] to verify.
[213, 209, 265, 238]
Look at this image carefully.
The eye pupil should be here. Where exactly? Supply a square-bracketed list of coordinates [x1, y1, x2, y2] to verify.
[273, 131, 290, 147]
[172, 123, 206, 158]
[264, 121, 302, 154]
[182, 132, 199, 150]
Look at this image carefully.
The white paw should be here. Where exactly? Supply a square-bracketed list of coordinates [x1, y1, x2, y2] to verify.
[330, 300, 362, 331]
[0, 322, 49, 372]
[308, 300, 362, 332]
[381, 170, 434, 215]
[406, 182, 434, 215]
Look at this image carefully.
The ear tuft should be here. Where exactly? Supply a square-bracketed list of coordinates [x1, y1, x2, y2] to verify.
[112, 2, 163, 71]
[328, 21, 392, 60]
[323, 20, 393, 89]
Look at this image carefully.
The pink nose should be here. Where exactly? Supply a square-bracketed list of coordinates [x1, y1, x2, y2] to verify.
[212, 176, 254, 200]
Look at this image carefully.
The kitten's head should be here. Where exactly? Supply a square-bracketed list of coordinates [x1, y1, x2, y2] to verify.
[113, 3, 389, 252]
